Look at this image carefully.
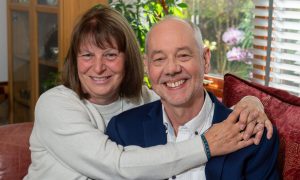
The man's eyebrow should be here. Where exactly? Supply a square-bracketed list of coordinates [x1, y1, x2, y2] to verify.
[150, 50, 164, 57]
[176, 46, 193, 53]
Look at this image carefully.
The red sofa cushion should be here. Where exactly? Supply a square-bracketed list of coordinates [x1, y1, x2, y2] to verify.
[222, 73, 300, 180]
[0, 122, 33, 180]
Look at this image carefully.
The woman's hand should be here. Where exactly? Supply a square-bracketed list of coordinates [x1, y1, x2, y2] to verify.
[204, 105, 255, 156]
[234, 96, 273, 145]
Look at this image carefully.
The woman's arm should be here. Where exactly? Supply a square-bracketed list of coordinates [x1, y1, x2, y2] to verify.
[33, 89, 206, 179]
[32, 87, 254, 179]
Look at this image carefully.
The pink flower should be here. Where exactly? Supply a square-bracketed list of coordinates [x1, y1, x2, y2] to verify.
[226, 47, 249, 61]
[222, 28, 244, 46]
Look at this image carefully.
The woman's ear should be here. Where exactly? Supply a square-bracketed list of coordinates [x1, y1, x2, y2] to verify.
[203, 47, 211, 74]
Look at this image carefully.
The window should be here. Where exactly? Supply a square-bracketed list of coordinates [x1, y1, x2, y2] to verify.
[187, 0, 300, 96]
[252, 0, 300, 96]
[186, 0, 254, 79]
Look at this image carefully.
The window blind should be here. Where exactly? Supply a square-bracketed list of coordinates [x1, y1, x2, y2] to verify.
[252, 0, 300, 96]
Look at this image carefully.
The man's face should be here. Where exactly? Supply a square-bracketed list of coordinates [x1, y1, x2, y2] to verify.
[146, 19, 210, 108]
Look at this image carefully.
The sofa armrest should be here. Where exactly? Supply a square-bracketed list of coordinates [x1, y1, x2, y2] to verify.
[0, 122, 33, 180]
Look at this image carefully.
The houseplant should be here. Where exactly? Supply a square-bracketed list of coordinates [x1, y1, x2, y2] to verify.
[110, 0, 188, 87]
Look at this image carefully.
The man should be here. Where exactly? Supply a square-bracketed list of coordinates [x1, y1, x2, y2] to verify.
[106, 17, 279, 179]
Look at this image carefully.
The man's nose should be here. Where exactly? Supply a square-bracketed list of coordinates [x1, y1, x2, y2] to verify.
[93, 55, 106, 73]
[165, 58, 181, 76]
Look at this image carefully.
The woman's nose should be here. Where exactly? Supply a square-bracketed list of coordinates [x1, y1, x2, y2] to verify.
[93, 56, 106, 73]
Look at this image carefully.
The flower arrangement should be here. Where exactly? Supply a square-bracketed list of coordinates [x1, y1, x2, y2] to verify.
[208, 27, 253, 79]
[222, 27, 253, 78]
[188, 0, 254, 79]
[222, 27, 252, 63]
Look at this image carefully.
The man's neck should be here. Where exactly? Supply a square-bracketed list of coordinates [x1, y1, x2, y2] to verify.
[163, 92, 205, 135]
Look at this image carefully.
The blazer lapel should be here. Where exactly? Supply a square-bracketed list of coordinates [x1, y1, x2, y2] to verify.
[142, 101, 167, 147]
[205, 92, 232, 180]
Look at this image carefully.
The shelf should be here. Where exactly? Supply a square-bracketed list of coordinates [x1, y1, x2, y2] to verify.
[36, 5, 58, 13]
[14, 53, 30, 61]
[39, 59, 58, 68]
[9, 3, 30, 11]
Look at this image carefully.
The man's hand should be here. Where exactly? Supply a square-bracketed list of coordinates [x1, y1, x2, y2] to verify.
[204, 106, 255, 156]
[234, 96, 273, 145]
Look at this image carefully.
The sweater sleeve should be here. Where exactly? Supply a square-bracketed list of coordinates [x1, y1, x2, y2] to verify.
[33, 87, 207, 180]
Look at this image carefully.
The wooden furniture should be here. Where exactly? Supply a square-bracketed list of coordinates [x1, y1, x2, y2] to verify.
[7, 0, 107, 123]
[0, 82, 8, 104]
[204, 75, 224, 99]
[0, 82, 9, 125]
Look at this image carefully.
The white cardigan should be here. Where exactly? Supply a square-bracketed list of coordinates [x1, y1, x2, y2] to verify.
[24, 85, 207, 180]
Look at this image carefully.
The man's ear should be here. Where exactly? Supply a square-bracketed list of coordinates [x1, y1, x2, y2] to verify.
[203, 47, 211, 74]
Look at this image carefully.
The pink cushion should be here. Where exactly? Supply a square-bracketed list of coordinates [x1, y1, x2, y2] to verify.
[222, 73, 300, 180]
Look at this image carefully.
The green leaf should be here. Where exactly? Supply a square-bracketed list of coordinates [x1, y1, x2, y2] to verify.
[155, 3, 163, 15]
[173, 7, 184, 18]
[144, 4, 149, 11]
[143, 76, 152, 88]
[177, 3, 188, 8]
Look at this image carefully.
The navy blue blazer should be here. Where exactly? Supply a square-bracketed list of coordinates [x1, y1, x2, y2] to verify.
[106, 92, 279, 180]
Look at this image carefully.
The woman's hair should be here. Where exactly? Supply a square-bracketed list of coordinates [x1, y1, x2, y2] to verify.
[62, 5, 144, 99]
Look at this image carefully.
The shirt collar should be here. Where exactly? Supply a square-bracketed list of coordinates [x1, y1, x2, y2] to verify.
[162, 90, 213, 134]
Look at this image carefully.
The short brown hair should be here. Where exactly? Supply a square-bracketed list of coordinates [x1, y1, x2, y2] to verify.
[62, 5, 144, 99]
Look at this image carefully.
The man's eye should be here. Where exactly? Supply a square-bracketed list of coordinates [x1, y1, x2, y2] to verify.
[177, 54, 191, 61]
[151, 57, 166, 66]
[153, 57, 164, 62]
[152, 57, 165, 64]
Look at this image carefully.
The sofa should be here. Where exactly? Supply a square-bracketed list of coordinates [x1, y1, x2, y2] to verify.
[0, 122, 32, 180]
[223, 74, 300, 180]
[0, 74, 299, 179]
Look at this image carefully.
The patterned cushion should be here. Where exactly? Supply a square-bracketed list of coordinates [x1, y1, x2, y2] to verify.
[222, 73, 300, 180]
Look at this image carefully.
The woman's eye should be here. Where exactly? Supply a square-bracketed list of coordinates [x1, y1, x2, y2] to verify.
[104, 53, 118, 60]
[79, 53, 93, 60]
[103, 48, 120, 61]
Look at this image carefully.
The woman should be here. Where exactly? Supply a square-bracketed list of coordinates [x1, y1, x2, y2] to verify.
[25, 5, 272, 180]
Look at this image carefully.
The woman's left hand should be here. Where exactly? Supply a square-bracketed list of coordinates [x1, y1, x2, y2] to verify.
[233, 96, 273, 145]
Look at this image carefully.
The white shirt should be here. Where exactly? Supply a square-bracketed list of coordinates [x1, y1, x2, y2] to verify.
[163, 91, 215, 180]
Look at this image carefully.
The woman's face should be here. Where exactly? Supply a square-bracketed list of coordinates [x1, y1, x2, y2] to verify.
[77, 40, 125, 105]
